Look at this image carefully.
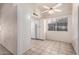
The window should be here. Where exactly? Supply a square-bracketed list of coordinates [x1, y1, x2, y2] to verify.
[48, 16, 68, 31]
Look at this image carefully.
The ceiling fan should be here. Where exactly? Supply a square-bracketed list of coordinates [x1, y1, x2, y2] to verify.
[41, 3, 62, 15]
[32, 3, 62, 18]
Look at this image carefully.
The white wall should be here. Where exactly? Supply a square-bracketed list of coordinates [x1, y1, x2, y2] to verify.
[0, 14, 1, 44]
[0, 4, 17, 54]
[17, 4, 34, 54]
[46, 15, 72, 43]
[72, 4, 79, 54]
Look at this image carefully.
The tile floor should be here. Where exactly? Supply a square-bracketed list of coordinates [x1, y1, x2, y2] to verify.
[24, 39, 76, 55]
[0, 44, 13, 55]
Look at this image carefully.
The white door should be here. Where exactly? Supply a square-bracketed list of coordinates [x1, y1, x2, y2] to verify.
[17, 4, 31, 54]
[35, 20, 45, 40]
[31, 19, 36, 38]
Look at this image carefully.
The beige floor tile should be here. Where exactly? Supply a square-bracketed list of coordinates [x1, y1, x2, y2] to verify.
[24, 39, 76, 55]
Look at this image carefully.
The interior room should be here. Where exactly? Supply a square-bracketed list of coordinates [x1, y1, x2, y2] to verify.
[21, 3, 73, 55]
[17, 3, 79, 55]
[0, 3, 79, 55]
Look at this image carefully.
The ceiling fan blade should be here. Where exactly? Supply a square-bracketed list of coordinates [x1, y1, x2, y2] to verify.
[43, 6, 50, 9]
[54, 9, 62, 12]
[53, 3, 62, 9]
[41, 10, 49, 13]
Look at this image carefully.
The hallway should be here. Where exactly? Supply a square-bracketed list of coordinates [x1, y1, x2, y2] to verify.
[24, 39, 76, 55]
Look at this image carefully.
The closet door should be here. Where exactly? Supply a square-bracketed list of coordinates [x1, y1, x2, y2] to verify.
[36, 20, 45, 40]
[36, 20, 40, 39]
[31, 19, 36, 38]
[39, 20, 45, 40]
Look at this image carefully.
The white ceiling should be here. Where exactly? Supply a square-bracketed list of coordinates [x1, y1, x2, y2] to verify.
[0, 3, 72, 19]
[33, 3, 72, 19]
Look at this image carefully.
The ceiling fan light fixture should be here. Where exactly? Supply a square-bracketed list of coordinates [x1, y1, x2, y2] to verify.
[48, 10, 55, 15]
